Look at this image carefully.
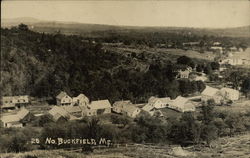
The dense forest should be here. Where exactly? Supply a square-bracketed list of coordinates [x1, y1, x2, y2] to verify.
[1, 24, 209, 103]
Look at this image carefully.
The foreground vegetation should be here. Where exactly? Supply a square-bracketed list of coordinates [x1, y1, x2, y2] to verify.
[1, 132, 249, 158]
[1, 103, 250, 153]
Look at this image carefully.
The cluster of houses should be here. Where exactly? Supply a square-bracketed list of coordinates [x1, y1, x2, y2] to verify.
[201, 86, 240, 104]
[176, 67, 208, 82]
[1, 95, 29, 109]
[0, 85, 241, 128]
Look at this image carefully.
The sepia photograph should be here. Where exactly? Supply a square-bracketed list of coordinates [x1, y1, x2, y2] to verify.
[1, 0, 250, 157]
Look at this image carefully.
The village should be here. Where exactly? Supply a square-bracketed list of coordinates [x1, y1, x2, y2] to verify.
[0, 78, 246, 128]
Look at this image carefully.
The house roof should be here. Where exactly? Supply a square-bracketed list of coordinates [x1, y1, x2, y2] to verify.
[49, 106, 69, 118]
[113, 100, 131, 107]
[169, 96, 195, 112]
[201, 86, 219, 97]
[171, 96, 188, 107]
[159, 97, 171, 104]
[2, 95, 29, 102]
[148, 96, 157, 103]
[63, 106, 83, 113]
[220, 87, 239, 94]
[1, 115, 20, 123]
[142, 103, 154, 112]
[17, 108, 30, 119]
[123, 104, 140, 114]
[73, 94, 88, 101]
[1, 108, 30, 123]
[148, 96, 171, 105]
[88, 100, 112, 110]
[56, 91, 69, 100]
[77, 94, 88, 99]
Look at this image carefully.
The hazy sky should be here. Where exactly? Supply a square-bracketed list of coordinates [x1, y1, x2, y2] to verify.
[2, 0, 250, 28]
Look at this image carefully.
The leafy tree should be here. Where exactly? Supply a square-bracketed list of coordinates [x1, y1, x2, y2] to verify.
[204, 64, 212, 75]
[38, 114, 54, 127]
[201, 124, 218, 146]
[177, 56, 195, 68]
[111, 115, 130, 127]
[241, 78, 250, 98]
[18, 23, 29, 31]
[210, 62, 220, 70]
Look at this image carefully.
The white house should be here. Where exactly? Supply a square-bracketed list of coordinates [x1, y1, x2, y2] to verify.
[56, 91, 73, 106]
[112, 100, 132, 113]
[142, 104, 163, 117]
[113, 100, 141, 118]
[62, 106, 84, 117]
[72, 93, 89, 106]
[142, 96, 170, 116]
[49, 106, 77, 122]
[220, 88, 240, 101]
[168, 96, 195, 112]
[1, 95, 29, 109]
[176, 70, 190, 79]
[201, 86, 223, 104]
[147, 96, 171, 109]
[210, 46, 223, 53]
[85, 100, 112, 116]
[122, 105, 141, 118]
[0, 108, 33, 128]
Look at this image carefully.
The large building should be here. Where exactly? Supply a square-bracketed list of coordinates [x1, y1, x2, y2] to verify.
[0, 108, 34, 128]
[220, 88, 240, 101]
[1, 95, 29, 110]
[167, 96, 195, 112]
[201, 86, 223, 104]
[84, 100, 112, 116]
[113, 100, 141, 118]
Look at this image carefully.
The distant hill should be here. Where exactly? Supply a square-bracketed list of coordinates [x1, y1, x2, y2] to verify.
[2, 17, 250, 37]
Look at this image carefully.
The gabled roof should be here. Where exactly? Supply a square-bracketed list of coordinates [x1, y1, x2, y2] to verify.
[63, 106, 83, 113]
[169, 96, 195, 112]
[1, 115, 20, 123]
[148, 96, 171, 105]
[88, 100, 112, 110]
[113, 100, 131, 107]
[2, 95, 29, 103]
[171, 96, 188, 107]
[49, 106, 70, 119]
[17, 108, 30, 119]
[142, 103, 155, 112]
[201, 86, 220, 97]
[159, 97, 171, 104]
[148, 96, 157, 103]
[56, 91, 69, 100]
[1, 108, 30, 123]
[123, 104, 140, 114]
[220, 87, 239, 93]
[77, 94, 88, 99]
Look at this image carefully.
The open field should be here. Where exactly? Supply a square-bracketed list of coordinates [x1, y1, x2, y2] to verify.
[1, 132, 249, 158]
[104, 46, 216, 62]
